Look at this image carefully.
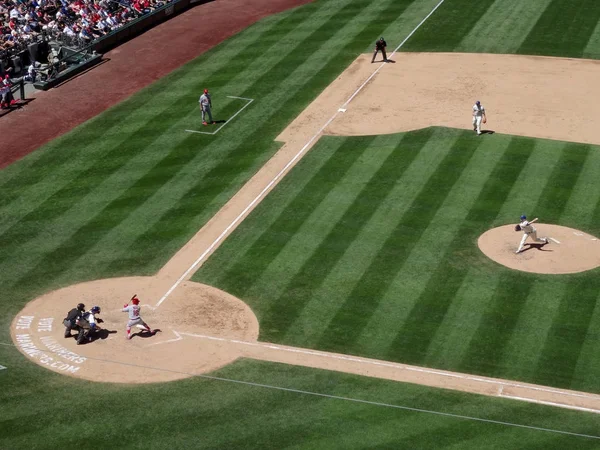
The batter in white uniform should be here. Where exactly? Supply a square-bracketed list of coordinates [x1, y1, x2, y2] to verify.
[515, 215, 548, 253]
[122, 295, 153, 340]
[472, 100, 487, 135]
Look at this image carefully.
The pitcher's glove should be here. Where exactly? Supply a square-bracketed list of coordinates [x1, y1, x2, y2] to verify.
[515, 224, 521, 232]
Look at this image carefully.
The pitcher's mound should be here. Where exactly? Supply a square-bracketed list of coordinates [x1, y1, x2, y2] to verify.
[478, 224, 600, 274]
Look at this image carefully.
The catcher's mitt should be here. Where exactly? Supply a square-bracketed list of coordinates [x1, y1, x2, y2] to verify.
[515, 224, 521, 232]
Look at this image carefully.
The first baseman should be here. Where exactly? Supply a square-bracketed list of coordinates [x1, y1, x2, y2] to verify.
[122, 295, 153, 340]
[199, 88, 214, 125]
[515, 215, 548, 253]
[472, 100, 487, 135]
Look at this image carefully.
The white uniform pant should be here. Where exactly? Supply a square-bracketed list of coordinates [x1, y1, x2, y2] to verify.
[201, 105, 213, 123]
[517, 231, 546, 252]
[472, 115, 483, 134]
[127, 317, 149, 329]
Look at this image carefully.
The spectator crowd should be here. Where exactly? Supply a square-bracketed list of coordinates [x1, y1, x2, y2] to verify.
[1, 0, 169, 58]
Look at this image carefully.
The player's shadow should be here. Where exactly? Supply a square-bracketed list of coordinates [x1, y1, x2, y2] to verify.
[89, 329, 117, 342]
[521, 242, 552, 253]
[480, 129, 495, 135]
[213, 119, 226, 124]
[133, 328, 162, 339]
[384, 59, 396, 63]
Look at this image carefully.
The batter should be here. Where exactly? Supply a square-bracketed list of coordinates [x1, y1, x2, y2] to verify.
[122, 295, 154, 340]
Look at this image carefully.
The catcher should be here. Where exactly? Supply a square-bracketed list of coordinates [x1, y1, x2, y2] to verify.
[122, 295, 154, 340]
[472, 100, 487, 135]
[515, 215, 549, 253]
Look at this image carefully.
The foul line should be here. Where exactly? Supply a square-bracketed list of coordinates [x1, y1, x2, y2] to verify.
[154, 331, 600, 408]
[0, 341, 598, 440]
[185, 96, 254, 135]
[155, 0, 446, 308]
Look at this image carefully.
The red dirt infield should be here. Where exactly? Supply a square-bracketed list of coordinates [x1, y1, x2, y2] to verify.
[0, 0, 311, 169]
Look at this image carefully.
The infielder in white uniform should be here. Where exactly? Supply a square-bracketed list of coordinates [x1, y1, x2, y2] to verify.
[472, 100, 487, 135]
[199, 88, 214, 125]
[122, 295, 153, 340]
[515, 215, 548, 253]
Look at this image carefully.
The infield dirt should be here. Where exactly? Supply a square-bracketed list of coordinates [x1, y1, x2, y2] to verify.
[11, 52, 600, 413]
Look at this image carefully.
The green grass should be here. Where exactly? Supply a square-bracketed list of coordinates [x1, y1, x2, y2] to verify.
[3, 0, 600, 447]
[195, 128, 600, 393]
[1, 355, 600, 449]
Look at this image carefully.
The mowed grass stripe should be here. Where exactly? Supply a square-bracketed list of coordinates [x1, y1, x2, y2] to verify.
[455, 0, 553, 54]
[456, 142, 590, 378]
[316, 130, 481, 352]
[219, 136, 374, 296]
[456, 271, 537, 376]
[3, 2, 368, 281]
[533, 276, 600, 390]
[107, 0, 409, 272]
[355, 134, 510, 357]
[535, 143, 592, 224]
[401, 0, 496, 52]
[0, 11, 272, 200]
[258, 130, 433, 341]
[0, 13, 297, 263]
[498, 279, 566, 382]
[560, 148, 600, 233]
[422, 268, 500, 369]
[572, 292, 600, 392]
[386, 137, 535, 365]
[517, 0, 600, 58]
[274, 129, 458, 347]
[195, 137, 345, 287]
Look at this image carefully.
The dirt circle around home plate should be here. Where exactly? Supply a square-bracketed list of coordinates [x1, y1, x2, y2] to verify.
[478, 224, 600, 274]
[10, 276, 259, 383]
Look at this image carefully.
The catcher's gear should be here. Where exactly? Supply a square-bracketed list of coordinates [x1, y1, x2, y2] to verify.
[515, 224, 522, 232]
[91, 306, 101, 314]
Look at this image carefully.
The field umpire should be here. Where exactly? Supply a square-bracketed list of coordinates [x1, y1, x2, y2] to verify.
[371, 37, 388, 63]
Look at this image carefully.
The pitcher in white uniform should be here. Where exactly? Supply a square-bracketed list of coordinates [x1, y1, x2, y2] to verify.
[516, 215, 548, 253]
[472, 100, 487, 135]
[122, 295, 153, 340]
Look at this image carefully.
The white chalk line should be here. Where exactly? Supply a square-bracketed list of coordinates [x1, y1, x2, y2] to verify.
[500, 394, 600, 415]
[549, 237, 561, 244]
[155, 0, 446, 308]
[0, 341, 598, 440]
[158, 331, 600, 407]
[185, 96, 254, 135]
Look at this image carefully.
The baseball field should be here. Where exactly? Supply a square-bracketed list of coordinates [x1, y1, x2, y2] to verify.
[3, 0, 600, 448]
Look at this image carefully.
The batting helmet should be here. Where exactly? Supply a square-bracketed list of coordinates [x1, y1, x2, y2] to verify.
[520, 214, 527, 220]
[131, 296, 140, 305]
[77, 303, 85, 311]
[91, 306, 101, 314]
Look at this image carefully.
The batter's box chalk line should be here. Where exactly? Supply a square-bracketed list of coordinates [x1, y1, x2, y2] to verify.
[185, 96, 254, 135]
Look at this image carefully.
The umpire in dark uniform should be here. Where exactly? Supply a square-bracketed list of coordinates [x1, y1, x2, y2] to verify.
[371, 37, 388, 63]
[63, 303, 86, 338]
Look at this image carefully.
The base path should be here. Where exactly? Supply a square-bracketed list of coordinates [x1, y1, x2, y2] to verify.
[10, 51, 600, 413]
[0, 0, 312, 169]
